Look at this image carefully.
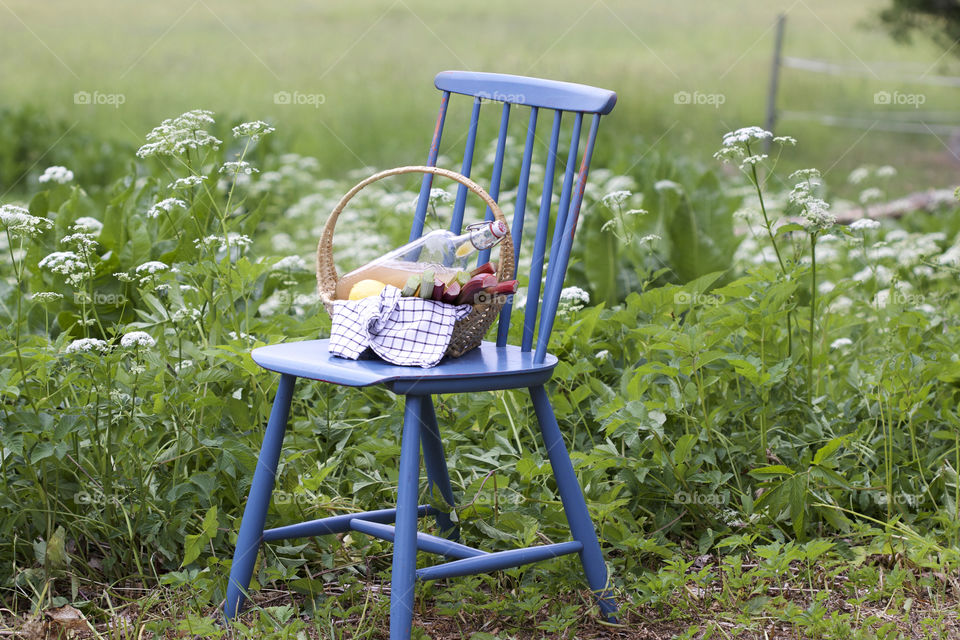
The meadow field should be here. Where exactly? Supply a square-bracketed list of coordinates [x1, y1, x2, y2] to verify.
[1, 0, 958, 196]
[2, 2, 960, 639]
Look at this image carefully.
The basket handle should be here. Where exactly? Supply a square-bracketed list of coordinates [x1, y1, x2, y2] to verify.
[316, 165, 515, 303]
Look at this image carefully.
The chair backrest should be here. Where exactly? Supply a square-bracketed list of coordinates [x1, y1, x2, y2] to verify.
[410, 71, 616, 365]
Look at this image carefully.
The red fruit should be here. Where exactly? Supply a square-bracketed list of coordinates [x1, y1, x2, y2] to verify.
[431, 279, 445, 301]
[470, 261, 496, 277]
[456, 278, 485, 305]
[441, 281, 461, 304]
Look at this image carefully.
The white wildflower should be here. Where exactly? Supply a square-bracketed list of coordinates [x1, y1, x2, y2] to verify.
[876, 165, 897, 178]
[789, 168, 821, 181]
[0, 205, 53, 238]
[773, 135, 797, 145]
[595, 349, 610, 361]
[830, 338, 853, 350]
[61, 232, 98, 260]
[272, 255, 309, 272]
[39, 250, 84, 276]
[818, 280, 835, 294]
[721, 127, 772, 146]
[849, 218, 880, 231]
[271, 232, 295, 252]
[829, 296, 853, 313]
[228, 331, 255, 342]
[847, 167, 870, 184]
[220, 161, 258, 175]
[558, 286, 590, 315]
[601, 190, 633, 208]
[30, 291, 63, 303]
[147, 198, 187, 219]
[135, 261, 169, 275]
[136, 110, 221, 158]
[114, 271, 135, 283]
[120, 331, 156, 349]
[167, 175, 207, 190]
[858, 188, 883, 205]
[639, 234, 661, 244]
[64, 338, 108, 354]
[428, 188, 454, 205]
[193, 233, 252, 252]
[232, 120, 275, 141]
[172, 306, 201, 324]
[739, 154, 768, 168]
[73, 217, 103, 234]
[653, 180, 682, 194]
[38, 166, 74, 185]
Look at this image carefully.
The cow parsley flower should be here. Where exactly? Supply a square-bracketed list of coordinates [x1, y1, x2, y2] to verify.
[272, 255, 309, 272]
[0, 205, 53, 239]
[721, 127, 773, 146]
[830, 338, 853, 350]
[135, 261, 169, 275]
[859, 188, 883, 205]
[654, 180, 683, 194]
[39, 251, 86, 286]
[220, 161, 258, 175]
[136, 109, 221, 158]
[558, 286, 590, 315]
[39, 166, 74, 184]
[847, 167, 869, 184]
[147, 198, 187, 219]
[876, 165, 897, 178]
[73, 217, 103, 234]
[193, 233, 253, 252]
[789, 173, 834, 232]
[168, 175, 207, 190]
[120, 331, 156, 349]
[30, 291, 63, 303]
[428, 188, 454, 206]
[65, 338, 109, 354]
[601, 190, 632, 208]
[61, 232, 99, 259]
[232, 120, 275, 141]
[849, 218, 880, 231]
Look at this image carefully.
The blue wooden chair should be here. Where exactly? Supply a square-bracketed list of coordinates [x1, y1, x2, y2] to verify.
[223, 71, 618, 638]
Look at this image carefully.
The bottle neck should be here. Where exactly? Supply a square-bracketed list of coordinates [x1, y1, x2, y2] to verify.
[467, 221, 507, 251]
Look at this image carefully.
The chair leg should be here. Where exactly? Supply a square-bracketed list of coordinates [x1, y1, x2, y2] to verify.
[529, 385, 618, 622]
[224, 374, 296, 619]
[419, 395, 459, 541]
[390, 394, 423, 640]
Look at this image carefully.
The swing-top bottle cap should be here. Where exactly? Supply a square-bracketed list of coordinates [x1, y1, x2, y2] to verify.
[490, 220, 508, 238]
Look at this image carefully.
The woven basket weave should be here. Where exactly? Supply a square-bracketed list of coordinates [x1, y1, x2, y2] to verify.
[316, 165, 515, 358]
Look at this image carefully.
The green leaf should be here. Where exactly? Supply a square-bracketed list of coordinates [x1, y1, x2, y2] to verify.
[750, 464, 796, 477]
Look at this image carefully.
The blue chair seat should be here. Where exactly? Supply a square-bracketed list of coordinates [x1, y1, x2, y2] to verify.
[251, 339, 558, 394]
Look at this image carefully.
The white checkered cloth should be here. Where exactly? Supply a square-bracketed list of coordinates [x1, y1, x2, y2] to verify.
[329, 285, 472, 367]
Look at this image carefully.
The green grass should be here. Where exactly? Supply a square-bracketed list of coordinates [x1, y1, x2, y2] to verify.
[1, 0, 958, 197]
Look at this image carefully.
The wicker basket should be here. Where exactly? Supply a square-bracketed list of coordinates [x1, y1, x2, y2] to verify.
[316, 166, 515, 359]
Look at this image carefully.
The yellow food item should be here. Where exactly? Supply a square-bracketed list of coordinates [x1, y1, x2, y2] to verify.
[455, 242, 474, 258]
[348, 279, 387, 300]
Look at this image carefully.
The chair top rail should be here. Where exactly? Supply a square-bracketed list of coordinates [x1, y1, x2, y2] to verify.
[435, 70, 617, 115]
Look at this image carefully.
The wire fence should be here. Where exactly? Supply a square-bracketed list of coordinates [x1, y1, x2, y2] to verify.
[765, 15, 960, 140]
